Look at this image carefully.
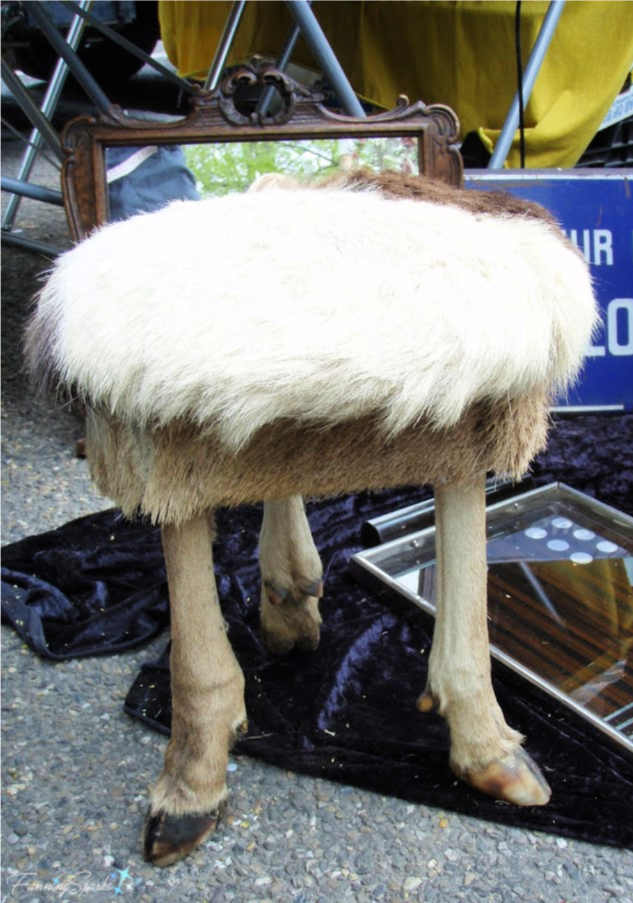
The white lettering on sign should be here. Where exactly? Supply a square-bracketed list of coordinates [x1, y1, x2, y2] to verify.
[566, 229, 614, 266]
[587, 298, 633, 357]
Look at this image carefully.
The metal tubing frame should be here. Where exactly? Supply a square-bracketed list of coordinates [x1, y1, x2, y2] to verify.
[26, 0, 112, 116]
[202, 0, 365, 117]
[1, 176, 64, 206]
[286, 0, 365, 117]
[0, 59, 64, 161]
[0, 230, 66, 257]
[55, 0, 197, 95]
[3, 0, 196, 239]
[1, 0, 92, 231]
[203, 0, 248, 91]
[488, 0, 566, 169]
[257, 0, 312, 117]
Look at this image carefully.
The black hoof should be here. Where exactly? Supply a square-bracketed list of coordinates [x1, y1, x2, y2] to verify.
[295, 634, 320, 652]
[262, 629, 320, 655]
[143, 805, 224, 867]
[261, 629, 296, 655]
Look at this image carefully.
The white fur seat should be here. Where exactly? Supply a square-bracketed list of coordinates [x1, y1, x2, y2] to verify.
[32, 184, 595, 455]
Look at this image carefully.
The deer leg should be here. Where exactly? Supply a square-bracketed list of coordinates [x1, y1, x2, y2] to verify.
[259, 497, 323, 655]
[418, 475, 551, 807]
[143, 513, 247, 866]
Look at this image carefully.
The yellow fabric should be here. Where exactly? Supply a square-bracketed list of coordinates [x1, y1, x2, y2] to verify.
[158, 1, 633, 168]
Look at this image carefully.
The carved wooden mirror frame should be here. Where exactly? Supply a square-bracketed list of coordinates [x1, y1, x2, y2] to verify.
[61, 60, 463, 242]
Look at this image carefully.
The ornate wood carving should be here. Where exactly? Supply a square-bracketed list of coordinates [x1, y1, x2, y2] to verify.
[61, 60, 463, 241]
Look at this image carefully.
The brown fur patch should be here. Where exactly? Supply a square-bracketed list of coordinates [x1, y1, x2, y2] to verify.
[86, 390, 550, 524]
[324, 168, 560, 226]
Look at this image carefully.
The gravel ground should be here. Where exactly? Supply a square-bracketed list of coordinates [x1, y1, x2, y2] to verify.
[2, 136, 633, 903]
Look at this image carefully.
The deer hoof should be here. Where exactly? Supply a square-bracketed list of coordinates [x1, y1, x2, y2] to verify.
[261, 629, 297, 656]
[261, 626, 320, 655]
[462, 747, 551, 807]
[295, 632, 320, 652]
[143, 806, 223, 867]
[261, 581, 322, 655]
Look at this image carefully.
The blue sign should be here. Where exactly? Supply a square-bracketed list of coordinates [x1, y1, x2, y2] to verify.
[465, 172, 633, 412]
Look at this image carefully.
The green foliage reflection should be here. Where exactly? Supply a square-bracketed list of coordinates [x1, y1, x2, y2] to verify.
[184, 137, 419, 197]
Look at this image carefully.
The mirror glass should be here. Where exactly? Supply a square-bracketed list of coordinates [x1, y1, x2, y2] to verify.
[352, 483, 633, 756]
[184, 136, 420, 197]
[104, 135, 421, 220]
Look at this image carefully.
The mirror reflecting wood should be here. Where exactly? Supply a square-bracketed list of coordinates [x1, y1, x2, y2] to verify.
[60, 59, 462, 240]
[352, 483, 633, 757]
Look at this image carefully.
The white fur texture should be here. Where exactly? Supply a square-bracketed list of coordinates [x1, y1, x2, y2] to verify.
[34, 187, 597, 451]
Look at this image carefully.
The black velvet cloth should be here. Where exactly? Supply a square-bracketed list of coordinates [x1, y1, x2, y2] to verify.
[2, 414, 632, 849]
